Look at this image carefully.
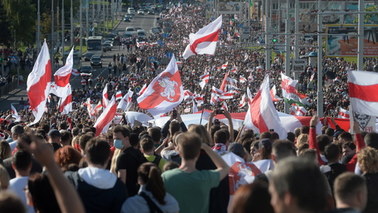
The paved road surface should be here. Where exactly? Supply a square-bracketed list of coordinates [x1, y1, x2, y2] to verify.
[0, 13, 157, 112]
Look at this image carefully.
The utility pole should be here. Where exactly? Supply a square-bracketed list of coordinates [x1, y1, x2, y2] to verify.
[86, 0, 89, 37]
[80, 0, 83, 56]
[357, 0, 364, 70]
[317, 0, 323, 118]
[37, 0, 41, 51]
[62, 0, 65, 57]
[51, 0, 55, 72]
[264, 0, 271, 71]
[284, 0, 291, 113]
[70, 0, 74, 47]
[294, 0, 299, 59]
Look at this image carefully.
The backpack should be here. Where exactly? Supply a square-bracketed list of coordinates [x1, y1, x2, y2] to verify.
[139, 192, 163, 213]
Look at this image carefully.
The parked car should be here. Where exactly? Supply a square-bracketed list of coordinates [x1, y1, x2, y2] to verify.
[90, 56, 102, 68]
[123, 16, 131, 22]
[102, 43, 112, 52]
[137, 30, 147, 39]
[82, 52, 94, 61]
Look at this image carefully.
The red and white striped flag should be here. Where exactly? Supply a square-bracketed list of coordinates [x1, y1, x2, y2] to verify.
[72, 68, 80, 76]
[290, 103, 307, 116]
[230, 66, 237, 73]
[270, 85, 282, 102]
[281, 73, 307, 106]
[239, 76, 247, 83]
[348, 70, 378, 116]
[116, 91, 123, 101]
[84, 98, 95, 117]
[58, 84, 72, 114]
[27, 40, 52, 125]
[244, 75, 286, 138]
[94, 96, 117, 136]
[137, 55, 184, 116]
[239, 94, 247, 108]
[211, 86, 234, 100]
[338, 107, 350, 119]
[221, 62, 228, 70]
[182, 15, 222, 59]
[93, 101, 103, 115]
[102, 83, 109, 108]
[11, 104, 21, 122]
[138, 84, 147, 96]
[117, 89, 134, 111]
[199, 72, 210, 90]
[54, 48, 73, 87]
[184, 90, 194, 100]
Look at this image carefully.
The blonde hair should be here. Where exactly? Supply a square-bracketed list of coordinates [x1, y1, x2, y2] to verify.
[0, 165, 9, 190]
[296, 134, 308, 148]
[358, 147, 378, 174]
[188, 124, 212, 146]
[110, 149, 122, 174]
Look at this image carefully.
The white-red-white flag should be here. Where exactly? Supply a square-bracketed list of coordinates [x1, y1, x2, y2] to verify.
[281, 73, 307, 106]
[290, 103, 307, 116]
[93, 101, 103, 115]
[27, 40, 52, 125]
[239, 76, 247, 83]
[58, 84, 72, 114]
[348, 70, 378, 116]
[116, 91, 123, 101]
[244, 75, 286, 138]
[117, 89, 134, 111]
[239, 94, 247, 108]
[199, 72, 210, 90]
[138, 84, 147, 96]
[184, 90, 194, 100]
[102, 83, 109, 108]
[221, 62, 228, 70]
[137, 55, 184, 116]
[338, 107, 350, 119]
[54, 48, 73, 87]
[270, 85, 282, 102]
[192, 100, 198, 113]
[94, 96, 117, 136]
[182, 15, 222, 59]
[11, 104, 21, 122]
[84, 98, 95, 117]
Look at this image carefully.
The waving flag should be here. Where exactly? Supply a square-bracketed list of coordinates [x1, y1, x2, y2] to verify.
[199, 72, 210, 90]
[54, 48, 73, 87]
[281, 73, 307, 106]
[182, 15, 222, 59]
[290, 103, 307, 116]
[93, 101, 103, 115]
[84, 98, 95, 117]
[58, 84, 72, 114]
[270, 85, 282, 102]
[348, 70, 378, 116]
[138, 84, 147, 96]
[244, 75, 286, 139]
[239, 94, 247, 108]
[27, 40, 52, 125]
[94, 96, 117, 136]
[102, 83, 109, 108]
[338, 107, 350, 119]
[116, 91, 123, 101]
[239, 76, 247, 83]
[11, 104, 21, 122]
[137, 55, 184, 116]
[184, 90, 194, 100]
[117, 89, 134, 111]
[230, 66, 237, 73]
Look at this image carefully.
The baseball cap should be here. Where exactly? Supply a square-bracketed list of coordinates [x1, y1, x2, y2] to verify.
[48, 129, 62, 138]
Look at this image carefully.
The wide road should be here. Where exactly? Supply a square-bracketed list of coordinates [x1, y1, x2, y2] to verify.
[0, 12, 158, 112]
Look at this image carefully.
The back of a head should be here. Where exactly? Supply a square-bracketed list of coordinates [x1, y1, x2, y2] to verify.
[272, 140, 296, 162]
[85, 139, 110, 166]
[140, 137, 154, 153]
[270, 157, 328, 213]
[338, 132, 352, 143]
[229, 181, 274, 213]
[176, 132, 202, 161]
[12, 150, 32, 171]
[54, 146, 82, 171]
[301, 126, 310, 134]
[147, 127, 162, 143]
[28, 173, 59, 213]
[316, 134, 331, 153]
[188, 124, 212, 145]
[364, 132, 378, 150]
[228, 143, 246, 159]
[79, 134, 93, 152]
[325, 128, 335, 138]
[0, 165, 9, 190]
[72, 127, 80, 137]
[11, 125, 24, 138]
[0, 191, 25, 213]
[287, 132, 295, 143]
[334, 172, 367, 209]
[214, 129, 229, 144]
[358, 147, 378, 174]
[169, 120, 181, 136]
[324, 143, 341, 162]
[60, 130, 72, 142]
[260, 132, 271, 140]
[138, 162, 166, 205]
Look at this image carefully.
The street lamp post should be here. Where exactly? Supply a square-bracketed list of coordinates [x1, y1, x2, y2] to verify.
[62, 0, 65, 57]
[317, 0, 323, 118]
[357, 0, 364, 70]
[71, 0, 74, 47]
[37, 0, 41, 51]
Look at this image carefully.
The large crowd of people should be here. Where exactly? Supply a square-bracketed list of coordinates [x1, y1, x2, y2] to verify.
[0, 2, 377, 213]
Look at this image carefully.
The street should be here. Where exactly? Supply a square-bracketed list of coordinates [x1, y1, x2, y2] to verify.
[0, 13, 158, 111]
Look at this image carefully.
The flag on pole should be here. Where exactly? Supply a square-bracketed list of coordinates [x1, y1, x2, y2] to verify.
[54, 48, 73, 87]
[116, 91, 123, 101]
[199, 72, 210, 90]
[270, 85, 282, 102]
[117, 89, 134, 111]
[239, 94, 247, 108]
[94, 96, 117, 136]
[93, 101, 103, 115]
[244, 75, 286, 138]
[138, 84, 147, 96]
[102, 83, 109, 108]
[84, 98, 95, 117]
[137, 55, 184, 116]
[58, 84, 73, 114]
[182, 15, 222, 59]
[290, 103, 307, 116]
[239, 76, 247, 83]
[280, 73, 307, 106]
[348, 70, 378, 116]
[27, 40, 52, 125]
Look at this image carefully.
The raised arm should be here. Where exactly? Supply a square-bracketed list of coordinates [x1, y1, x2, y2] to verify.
[308, 116, 326, 165]
[201, 143, 230, 179]
[223, 110, 234, 142]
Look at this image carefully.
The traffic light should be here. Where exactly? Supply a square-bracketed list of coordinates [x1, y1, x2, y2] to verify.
[272, 38, 278, 43]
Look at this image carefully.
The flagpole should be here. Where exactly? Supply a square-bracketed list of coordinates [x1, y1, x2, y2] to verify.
[317, 0, 324, 117]
[200, 59, 214, 125]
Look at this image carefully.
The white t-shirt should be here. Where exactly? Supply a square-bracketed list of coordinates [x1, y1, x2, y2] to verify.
[9, 176, 35, 213]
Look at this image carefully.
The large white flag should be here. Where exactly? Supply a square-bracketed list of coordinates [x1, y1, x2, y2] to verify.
[348, 70, 378, 116]
[117, 89, 134, 111]
[137, 55, 184, 116]
[244, 75, 286, 138]
[182, 15, 222, 59]
[27, 40, 52, 125]
[58, 84, 72, 115]
[94, 96, 117, 136]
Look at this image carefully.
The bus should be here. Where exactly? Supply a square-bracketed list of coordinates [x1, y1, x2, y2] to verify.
[86, 36, 103, 56]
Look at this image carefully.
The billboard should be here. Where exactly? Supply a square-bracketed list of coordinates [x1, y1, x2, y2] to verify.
[218, 0, 244, 14]
[326, 24, 378, 56]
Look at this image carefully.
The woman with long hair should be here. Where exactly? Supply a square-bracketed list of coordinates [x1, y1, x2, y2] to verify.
[121, 162, 179, 213]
